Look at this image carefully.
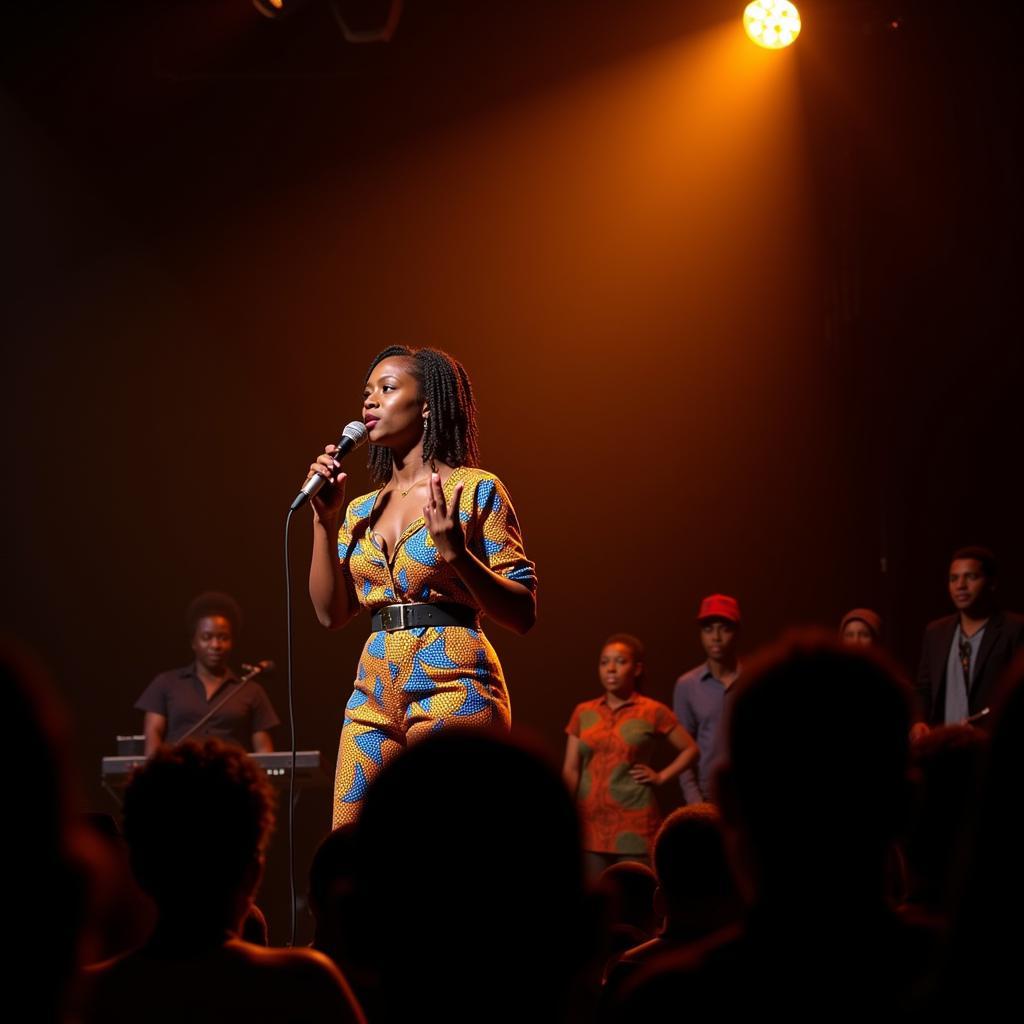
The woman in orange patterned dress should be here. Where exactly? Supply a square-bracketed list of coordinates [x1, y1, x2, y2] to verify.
[563, 634, 698, 877]
[306, 347, 537, 827]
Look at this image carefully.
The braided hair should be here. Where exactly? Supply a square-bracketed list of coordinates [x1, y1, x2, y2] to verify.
[364, 346, 481, 484]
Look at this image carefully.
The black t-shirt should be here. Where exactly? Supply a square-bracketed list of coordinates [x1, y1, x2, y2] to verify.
[135, 664, 280, 750]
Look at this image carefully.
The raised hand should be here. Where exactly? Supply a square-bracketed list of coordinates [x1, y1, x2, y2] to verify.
[423, 473, 466, 563]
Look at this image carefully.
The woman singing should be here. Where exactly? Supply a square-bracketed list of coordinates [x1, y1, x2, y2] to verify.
[307, 347, 537, 827]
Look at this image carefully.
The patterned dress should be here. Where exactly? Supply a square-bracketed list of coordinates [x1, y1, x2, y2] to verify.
[565, 694, 680, 855]
[332, 466, 536, 827]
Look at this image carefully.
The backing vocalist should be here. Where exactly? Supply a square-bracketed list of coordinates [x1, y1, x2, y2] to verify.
[306, 346, 537, 827]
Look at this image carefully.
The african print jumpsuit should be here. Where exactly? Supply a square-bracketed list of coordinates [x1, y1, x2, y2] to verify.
[332, 466, 536, 827]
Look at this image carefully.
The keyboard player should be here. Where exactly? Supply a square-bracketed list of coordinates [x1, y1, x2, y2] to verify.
[134, 592, 279, 756]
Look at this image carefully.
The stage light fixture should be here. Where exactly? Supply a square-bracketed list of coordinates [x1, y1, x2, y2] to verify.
[253, 0, 287, 17]
[743, 0, 801, 49]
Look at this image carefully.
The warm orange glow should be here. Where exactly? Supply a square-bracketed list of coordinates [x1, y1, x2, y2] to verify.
[253, 0, 285, 17]
[744, 1, 801, 49]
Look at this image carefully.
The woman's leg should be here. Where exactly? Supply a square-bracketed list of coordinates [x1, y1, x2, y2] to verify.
[332, 718, 404, 828]
[332, 660, 405, 829]
[403, 627, 512, 745]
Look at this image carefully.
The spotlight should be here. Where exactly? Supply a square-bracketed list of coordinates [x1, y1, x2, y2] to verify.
[253, 0, 288, 17]
[743, 0, 801, 49]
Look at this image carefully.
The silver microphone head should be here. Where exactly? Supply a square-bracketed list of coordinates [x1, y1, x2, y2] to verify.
[342, 421, 369, 447]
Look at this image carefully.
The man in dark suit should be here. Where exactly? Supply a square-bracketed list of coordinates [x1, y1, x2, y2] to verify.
[915, 546, 1024, 734]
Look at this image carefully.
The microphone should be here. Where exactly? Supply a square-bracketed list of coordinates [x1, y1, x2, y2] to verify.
[290, 421, 368, 511]
[241, 660, 276, 678]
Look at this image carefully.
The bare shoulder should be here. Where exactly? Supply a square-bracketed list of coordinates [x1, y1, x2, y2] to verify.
[81, 943, 365, 1024]
[236, 941, 337, 974]
[227, 941, 365, 1021]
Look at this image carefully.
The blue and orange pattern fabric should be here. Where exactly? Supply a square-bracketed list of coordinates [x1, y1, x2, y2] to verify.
[332, 466, 536, 827]
[566, 695, 679, 855]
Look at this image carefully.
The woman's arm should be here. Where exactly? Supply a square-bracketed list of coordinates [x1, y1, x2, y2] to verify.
[630, 725, 699, 786]
[424, 475, 536, 634]
[307, 450, 359, 630]
[309, 512, 358, 630]
[562, 734, 581, 796]
[446, 548, 536, 634]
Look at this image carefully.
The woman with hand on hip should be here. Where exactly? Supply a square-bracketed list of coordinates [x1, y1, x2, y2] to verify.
[564, 634, 697, 877]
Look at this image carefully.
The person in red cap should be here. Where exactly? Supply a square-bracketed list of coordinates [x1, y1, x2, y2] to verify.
[672, 595, 742, 803]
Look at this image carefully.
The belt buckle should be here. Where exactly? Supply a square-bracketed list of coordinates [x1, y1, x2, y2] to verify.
[381, 604, 408, 633]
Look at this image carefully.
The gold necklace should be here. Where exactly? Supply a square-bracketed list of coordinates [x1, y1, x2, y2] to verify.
[393, 460, 437, 498]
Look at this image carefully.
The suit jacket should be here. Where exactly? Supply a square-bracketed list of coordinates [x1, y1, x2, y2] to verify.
[915, 610, 1024, 726]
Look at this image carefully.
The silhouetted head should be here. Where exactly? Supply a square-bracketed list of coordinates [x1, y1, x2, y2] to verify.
[308, 825, 359, 925]
[122, 739, 275, 929]
[945, 652, 1024, 1011]
[5, 642, 74, 847]
[904, 725, 985, 913]
[3, 640, 84, 1023]
[308, 824, 360, 959]
[653, 804, 739, 925]
[352, 729, 593, 1020]
[717, 632, 913, 902]
[970, 651, 1024, 890]
[599, 860, 658, 936]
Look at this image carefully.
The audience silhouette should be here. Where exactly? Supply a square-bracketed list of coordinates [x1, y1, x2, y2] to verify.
[615, 633, 942, 1017]
[81, 739, 364, 1024]
[349, 729, 600, 1023]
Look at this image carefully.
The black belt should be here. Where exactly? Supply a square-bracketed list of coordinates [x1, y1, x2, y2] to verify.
[370, 602, 479, 634]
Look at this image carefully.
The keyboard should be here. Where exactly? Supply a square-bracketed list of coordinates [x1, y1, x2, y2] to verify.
[101, 750, 324, 783]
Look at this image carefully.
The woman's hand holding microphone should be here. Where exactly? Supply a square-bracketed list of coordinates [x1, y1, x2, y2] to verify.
[307, 444, 347, 525]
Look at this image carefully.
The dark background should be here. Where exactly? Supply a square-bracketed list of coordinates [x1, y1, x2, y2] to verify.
[3, 0, 1021, 936]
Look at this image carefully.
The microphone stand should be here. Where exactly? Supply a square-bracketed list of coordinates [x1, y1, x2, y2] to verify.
[176, 662, 269, 745]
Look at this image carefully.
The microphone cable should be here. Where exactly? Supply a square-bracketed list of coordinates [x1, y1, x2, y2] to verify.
[284, 505, 299, 946]
[282, 424, 365, 946]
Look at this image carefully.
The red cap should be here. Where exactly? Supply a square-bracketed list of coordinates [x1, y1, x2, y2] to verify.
[697, 594, 741, 624]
